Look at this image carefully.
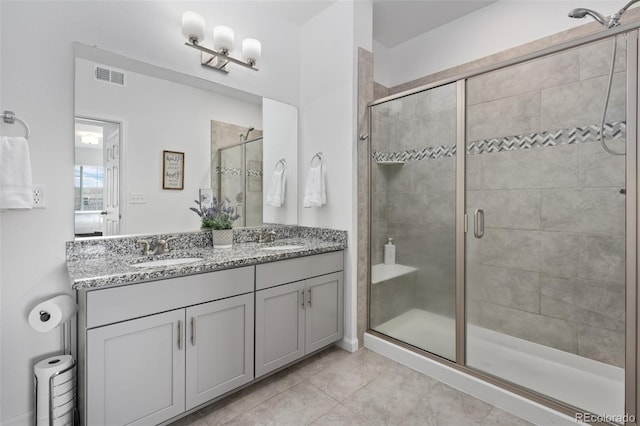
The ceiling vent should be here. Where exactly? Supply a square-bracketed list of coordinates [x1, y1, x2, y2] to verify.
[94, 66, 125, 86]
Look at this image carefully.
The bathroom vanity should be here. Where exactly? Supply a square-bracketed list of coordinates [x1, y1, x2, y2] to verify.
[67, 227, 346, 426]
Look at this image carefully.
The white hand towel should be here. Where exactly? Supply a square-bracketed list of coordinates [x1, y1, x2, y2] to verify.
[303, 163, 326, 208]
[266, 168, 286, 207]
[1, 136, 33, 209]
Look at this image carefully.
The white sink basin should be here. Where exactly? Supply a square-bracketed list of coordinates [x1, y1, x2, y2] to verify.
[261, 245, 304, 251]
[131, 257, 203, 268]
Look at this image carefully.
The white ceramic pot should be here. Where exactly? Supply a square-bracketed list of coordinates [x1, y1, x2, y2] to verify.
[211, 229, 233, 249]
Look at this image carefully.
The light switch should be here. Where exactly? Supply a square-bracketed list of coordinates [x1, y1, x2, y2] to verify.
[129, 193, 146, 204]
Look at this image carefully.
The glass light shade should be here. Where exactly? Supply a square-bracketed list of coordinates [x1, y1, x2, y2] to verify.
[213, 26, 234, 52]
[242, 38, 262, 64]
[181, 11, 205, 43]
[81, 135, 100, 145]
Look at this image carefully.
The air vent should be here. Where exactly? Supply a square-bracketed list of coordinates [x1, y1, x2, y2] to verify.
[94, 66, 125, 86]
[110, 71, 125, 85]
[95, 66, 110, 82]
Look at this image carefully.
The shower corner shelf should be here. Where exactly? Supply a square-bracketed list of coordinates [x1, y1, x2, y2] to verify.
[376, 160, 405, 165]
[371, 263, 418, 285]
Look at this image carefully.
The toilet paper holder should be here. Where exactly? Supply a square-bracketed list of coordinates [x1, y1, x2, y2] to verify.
[34, 359, 77, 426]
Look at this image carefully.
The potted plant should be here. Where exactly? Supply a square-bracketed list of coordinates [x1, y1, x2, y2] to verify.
[190, 197, 240, 248]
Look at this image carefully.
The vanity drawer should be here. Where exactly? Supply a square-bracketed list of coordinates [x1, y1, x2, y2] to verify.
[85, 266, 254, 328]
[255, 251, 344, 290]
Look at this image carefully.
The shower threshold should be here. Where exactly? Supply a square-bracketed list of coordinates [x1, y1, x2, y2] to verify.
[373, 308, 624, 418]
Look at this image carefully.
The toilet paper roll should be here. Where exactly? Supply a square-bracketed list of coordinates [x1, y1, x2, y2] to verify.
[34, 355, 74, 426]
[28, 295, 77, 333]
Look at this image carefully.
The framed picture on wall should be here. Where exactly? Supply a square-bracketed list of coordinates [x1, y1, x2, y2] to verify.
[163, 150, 184, 190]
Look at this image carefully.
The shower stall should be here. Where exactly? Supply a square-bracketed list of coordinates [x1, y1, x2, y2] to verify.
[368, 27, 637, 422]
[217, 136, 263, 227]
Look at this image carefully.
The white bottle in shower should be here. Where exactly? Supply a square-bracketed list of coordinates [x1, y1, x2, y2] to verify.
[384, 238, 396, 265]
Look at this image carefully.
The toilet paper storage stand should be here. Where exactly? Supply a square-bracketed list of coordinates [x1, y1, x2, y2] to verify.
[30, 294, 78, 426]
[33, 357, 77, 426]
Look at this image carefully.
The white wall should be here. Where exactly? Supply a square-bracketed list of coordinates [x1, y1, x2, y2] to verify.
[376, 0, 630, 88]
[298, 0, 372, 351]
[75, 57, 261, 235]
[0, 2, 300, 424]
[262, 98, 298, 225]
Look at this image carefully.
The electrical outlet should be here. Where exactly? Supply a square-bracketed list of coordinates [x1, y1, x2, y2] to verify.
[33, 185, 46, 208]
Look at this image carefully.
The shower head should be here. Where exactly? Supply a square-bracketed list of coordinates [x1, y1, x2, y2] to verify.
[568, 8, 612, 27]
[239, 127, 255, 141]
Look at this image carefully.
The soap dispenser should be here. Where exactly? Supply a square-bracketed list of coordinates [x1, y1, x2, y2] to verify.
[384, 238, 396, 265]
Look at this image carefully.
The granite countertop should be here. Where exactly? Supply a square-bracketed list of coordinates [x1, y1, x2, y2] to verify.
[68, 237, 346, 290]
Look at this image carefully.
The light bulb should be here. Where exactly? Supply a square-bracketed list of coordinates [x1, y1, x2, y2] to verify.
[242, 38, 262, 65]
[181, 11, 205, 43]
[213, 26, 234, 53]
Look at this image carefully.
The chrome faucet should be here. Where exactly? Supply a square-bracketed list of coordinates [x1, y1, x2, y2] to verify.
[257, 230, 276, 243]
[137, 237, 177, 255]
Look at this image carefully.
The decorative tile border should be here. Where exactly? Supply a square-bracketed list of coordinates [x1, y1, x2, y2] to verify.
[373, 145, 456, 162]
[468, 121, 626, 155]
[247, 169, 263, 178]
[373, 121, 626, 162]
[216, 167, 263, 177]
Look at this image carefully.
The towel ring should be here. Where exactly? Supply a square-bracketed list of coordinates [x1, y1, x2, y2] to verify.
[275, 158, 286, 170]
[1, 110, 31, 139]
[311, 152, 323, 166]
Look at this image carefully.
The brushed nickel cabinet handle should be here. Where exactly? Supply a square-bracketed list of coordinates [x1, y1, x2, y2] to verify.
[307, 289, 312, 307]
[301, 290, 305, 310]
[177, 320, 183, 350]
[191, 317, 197, 346]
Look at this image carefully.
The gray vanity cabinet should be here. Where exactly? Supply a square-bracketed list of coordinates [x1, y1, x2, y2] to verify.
[78, 266, 255, 426]
[304, 272, 344, 353]
[86, 309, 185, 426]
[255, 252, 344, 378]
[185, 293, 254, 410]
[255, 280, 307, 376]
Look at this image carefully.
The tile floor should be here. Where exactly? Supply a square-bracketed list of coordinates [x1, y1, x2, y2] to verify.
[170, 346, 534, 426]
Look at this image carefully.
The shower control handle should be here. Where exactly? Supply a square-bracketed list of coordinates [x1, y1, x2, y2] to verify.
[474, 209, 485, 239]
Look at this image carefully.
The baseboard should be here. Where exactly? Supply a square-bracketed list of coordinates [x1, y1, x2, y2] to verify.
[364, 333, 584, 426]
[336, 336, 359, 353]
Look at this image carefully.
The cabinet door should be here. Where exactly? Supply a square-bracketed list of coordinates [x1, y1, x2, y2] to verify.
[305, 272, 344, 354]
[87, 309, 185, 426]
[185, 293, 254, 409]
[255, 281, 306, 378]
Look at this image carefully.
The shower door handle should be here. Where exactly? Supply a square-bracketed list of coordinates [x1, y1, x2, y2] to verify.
[474, 209, 484, 239]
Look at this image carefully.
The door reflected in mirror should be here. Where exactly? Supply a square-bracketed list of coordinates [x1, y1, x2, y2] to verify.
[73, 44, 298, 239]
[74, 117, 121, 237]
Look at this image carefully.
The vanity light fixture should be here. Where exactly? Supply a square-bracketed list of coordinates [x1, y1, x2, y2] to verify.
[182, 11, 261, 74]
[81, 134, 100, 145]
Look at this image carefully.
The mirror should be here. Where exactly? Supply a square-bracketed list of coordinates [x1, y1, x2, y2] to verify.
[73, 44, 298, 238]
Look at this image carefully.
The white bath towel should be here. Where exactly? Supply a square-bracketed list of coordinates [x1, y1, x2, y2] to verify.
[303, 163, 326, 208]
[266, 168, 286, 207]
[0, 136, 33, 209]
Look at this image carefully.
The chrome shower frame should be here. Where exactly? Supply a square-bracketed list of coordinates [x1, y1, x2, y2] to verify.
[367, 24, 640, 426]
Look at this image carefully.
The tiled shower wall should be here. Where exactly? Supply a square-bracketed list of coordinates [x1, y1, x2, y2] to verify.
[371, 83, 458, 323]
[369, 36, 627, 367]
[466, 36, 626, 368]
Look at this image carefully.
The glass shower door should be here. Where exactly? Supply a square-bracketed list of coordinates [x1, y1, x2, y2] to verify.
[218, 144, 244, 226]
[369, 82, 458, 361]
[244, 138, 263, 227]
[465, 36, 627, 419]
